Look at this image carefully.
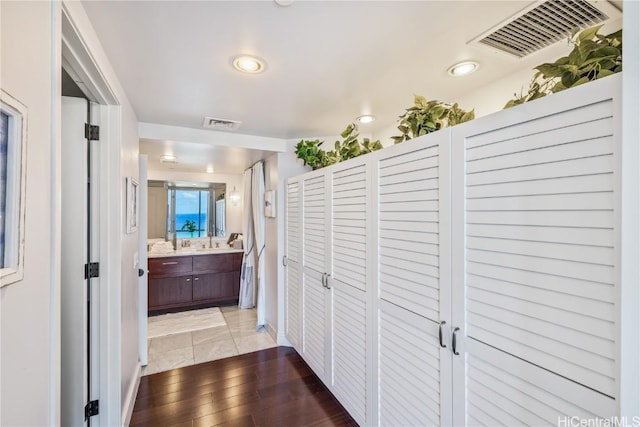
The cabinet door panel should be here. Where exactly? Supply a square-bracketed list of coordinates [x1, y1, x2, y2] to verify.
[192, 272, 239, 301]
[285, 259, 301, 349]
[331, 164, 367, 292]
[464, 339, 615, 426]
[302, 174, 326, 274]
[302, 268, 327, 378]
[451, 76, 621, 424]
[378, 300, 450, 427]
[148, 276, 193, 308]
[377, 142, 445, 323]
[332, 283, 367, 425]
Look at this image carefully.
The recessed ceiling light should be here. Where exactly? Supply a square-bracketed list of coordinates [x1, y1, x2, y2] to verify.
[356, 114, 376, 124]
[160, 154, 177, 163]
[232, 55, 266, 74]
[275, 0, 294, 6]
[447, 61, 479, 77]
[206, 166, 215, 174]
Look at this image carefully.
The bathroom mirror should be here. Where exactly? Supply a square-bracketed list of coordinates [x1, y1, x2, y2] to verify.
[147, 180, 226, 239]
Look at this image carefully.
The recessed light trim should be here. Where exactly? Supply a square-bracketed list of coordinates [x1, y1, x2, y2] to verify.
[206, 166, 215, 174]
[356, 114, 376, 124]
[160, 154, 177, 163]
[232, 55, 266, 74]
[447, 61, 479, 77]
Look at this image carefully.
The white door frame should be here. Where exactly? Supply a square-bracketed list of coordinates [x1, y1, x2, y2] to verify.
[61, 3, 123, 425]
[138, 155, 149, 366]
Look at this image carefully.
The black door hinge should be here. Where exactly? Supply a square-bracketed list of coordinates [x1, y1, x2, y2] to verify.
[85, 262, 100, 279]
[84, 400, 99, 420]
[85, 124, 100, 141]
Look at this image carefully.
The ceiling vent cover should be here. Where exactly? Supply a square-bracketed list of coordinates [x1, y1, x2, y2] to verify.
[203, 116, 242, 131]
[470, 0, 617, 58]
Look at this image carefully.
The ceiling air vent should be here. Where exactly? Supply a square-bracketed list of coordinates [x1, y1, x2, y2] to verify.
[202, 116, 242, 131]
[470, 0, 620, 58]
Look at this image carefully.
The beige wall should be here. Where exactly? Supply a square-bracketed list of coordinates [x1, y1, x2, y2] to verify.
[0, 2, 58, 425]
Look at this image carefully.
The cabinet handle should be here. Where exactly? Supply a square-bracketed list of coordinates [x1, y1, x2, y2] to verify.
[162, 261, 178, 265]
[439, 321, 447, 348]
[283, 256, 288, 267]
[321, 273, 327, 288]
[452, 327, 460, 355]
[186, 278, 191, 282]
[194, 277, 199, 281]
[325, 274, 331, 289]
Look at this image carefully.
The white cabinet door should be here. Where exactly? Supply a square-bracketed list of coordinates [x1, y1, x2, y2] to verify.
[284, 178, 302, 350]
[374, 131, 452, 427]
[329, 160, 370, 425]
[301, 172, 331, 379]
[451, 75, 620, 425]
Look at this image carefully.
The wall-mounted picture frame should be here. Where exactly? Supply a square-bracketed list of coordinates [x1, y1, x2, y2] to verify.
[0, 88, 28, 287]
[126, 177, 139, 234]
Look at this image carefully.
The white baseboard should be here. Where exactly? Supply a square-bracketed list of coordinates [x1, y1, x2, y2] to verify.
[266, 322, 277, 342]
[122, 362, 141, 427]
[277, 331, 292, 347]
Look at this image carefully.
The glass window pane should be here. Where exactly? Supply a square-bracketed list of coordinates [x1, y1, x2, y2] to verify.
[0, 112, 8, 267]
[199, 191, 209, 238]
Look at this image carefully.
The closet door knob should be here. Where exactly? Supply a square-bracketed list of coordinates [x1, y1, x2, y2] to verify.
[325, 274, 331, 289]
[439, 321, 447, 348]
[321, 273, 327, 288]
[452, 327, 461, 355]
[283, 256, 288, 267]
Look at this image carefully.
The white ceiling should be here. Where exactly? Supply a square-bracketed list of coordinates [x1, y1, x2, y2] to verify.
[80, 0, 619, 173]
[140, 138, 271, 174]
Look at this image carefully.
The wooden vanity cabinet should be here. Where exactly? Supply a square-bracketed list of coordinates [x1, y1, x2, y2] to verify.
[148, 253, 242, 313]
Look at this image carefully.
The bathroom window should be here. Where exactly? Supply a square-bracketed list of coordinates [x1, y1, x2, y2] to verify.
[168, 188, 212, 238]
[1, 89, 28, 286]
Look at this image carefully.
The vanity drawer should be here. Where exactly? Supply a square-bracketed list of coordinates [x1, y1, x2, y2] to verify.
[149, 256, 193, 276]
[193, 253, 243, 273]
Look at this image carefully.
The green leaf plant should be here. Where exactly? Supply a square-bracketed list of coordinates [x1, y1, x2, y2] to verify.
[392, 95, 475, 144]
[295, 123, 383, 170]
[504, 24, 622, 109]
[181, 219, 197, 237]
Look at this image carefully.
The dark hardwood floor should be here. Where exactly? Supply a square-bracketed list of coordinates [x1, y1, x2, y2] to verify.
[131, 346, 359, 427]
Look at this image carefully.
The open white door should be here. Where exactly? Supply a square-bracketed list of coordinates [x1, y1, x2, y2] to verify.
[61, 96, 101, 426]
[138, 155, 149, 365]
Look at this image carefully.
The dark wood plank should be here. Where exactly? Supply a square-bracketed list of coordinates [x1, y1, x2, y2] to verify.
[132, 346, 357, 427]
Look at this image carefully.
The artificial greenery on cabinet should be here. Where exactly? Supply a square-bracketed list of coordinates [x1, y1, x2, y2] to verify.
[504, 24, 622, 109]
[295, 123, 383, 170]
[391, 96, 475, 144]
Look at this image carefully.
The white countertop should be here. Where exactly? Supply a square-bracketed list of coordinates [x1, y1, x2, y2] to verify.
[148, 247, 244, 258]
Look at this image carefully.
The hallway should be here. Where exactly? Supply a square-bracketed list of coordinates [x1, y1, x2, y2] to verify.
[132, 347, 357, 426]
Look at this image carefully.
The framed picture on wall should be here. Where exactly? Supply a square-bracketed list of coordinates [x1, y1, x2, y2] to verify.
[126, 176, 139, 234]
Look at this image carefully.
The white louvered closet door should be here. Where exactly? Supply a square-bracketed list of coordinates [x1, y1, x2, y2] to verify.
[301, 172, 330, 379]
[329, 160, 370, 426]
[375, 131, 452, 427]
[284, 179, 302, 350]
[451, 75, 621, 426]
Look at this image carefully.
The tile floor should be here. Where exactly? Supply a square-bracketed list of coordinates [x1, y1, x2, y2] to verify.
[142, 305, 277, 375]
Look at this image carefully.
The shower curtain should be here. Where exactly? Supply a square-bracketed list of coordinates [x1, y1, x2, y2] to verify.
[239, 168, 255, 309]
[252, 162, 266, 328]
[238, 161, 266, 330]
